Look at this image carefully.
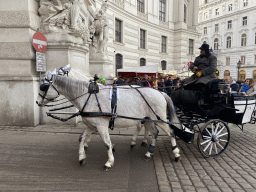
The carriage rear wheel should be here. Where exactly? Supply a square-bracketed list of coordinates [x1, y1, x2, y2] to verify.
[197, 119, 230, 157]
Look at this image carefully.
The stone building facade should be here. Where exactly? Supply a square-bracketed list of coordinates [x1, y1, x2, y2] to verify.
[0, 0, 200, 126]
[198, 0, 256, 80]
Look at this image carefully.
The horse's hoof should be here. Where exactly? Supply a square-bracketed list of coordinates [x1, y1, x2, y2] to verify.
[175, 156, 181, 162]
[79, 159, 86, 166]
[141, 142, 147, 147]
[112, 147, 115, 152]
[143, 155, 151, 161]
[131, 144, 136, 149]
[102, 165, 111, 171]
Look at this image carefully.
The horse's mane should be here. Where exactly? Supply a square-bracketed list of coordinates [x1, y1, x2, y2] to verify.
[53, 75, 90, 97]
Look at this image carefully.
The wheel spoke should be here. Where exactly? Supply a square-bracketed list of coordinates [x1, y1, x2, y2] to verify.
[219, 139, 228, 142]
[202, 135, 211, 139]
[214, 143, 218, 154]
[200, 139, 211, 146]
[218, 132, 228, 138]
[214, 122, 220, 134]
[211, 124, 214, 135]
[203, 141, 212, 152]
[209, 142, 213, 155]
[205, 128, 212, 137]
[217, 141, 224, 150]
[216, 126, 226, 136]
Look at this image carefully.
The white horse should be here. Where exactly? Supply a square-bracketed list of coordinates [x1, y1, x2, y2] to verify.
[36, 75, 182, 171]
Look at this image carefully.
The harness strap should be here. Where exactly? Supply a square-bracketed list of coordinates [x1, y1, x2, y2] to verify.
[135, 88, 161, 120]
[109, 85, 118, 130]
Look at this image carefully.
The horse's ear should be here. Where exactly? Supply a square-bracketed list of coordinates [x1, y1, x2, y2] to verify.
[40, 84, 50, 92]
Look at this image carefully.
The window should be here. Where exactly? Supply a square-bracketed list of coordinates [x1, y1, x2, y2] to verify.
[189, 39, 194, 55]
[241, 34, 247, 46]
[224, 70, 230, 79]
[140, 58, 146, 66]
[214, 38, 219, 50]
[137, 0, 144, 13]
[184, 4, 187, 23]
[243, 16, 247, 26]
[204, 12, 208, 19]
[205, 0, 208, 3]
[159, 0, 166, 22]
[140, 29, 146, 49]
[227, 20, 232, 29]
[243, 0, 248, 7]
[241, 56, 246, 65]
[115, 54, 123, 76]
[226, 36, 231, 48]
[161, 60, 167, 70]
[215, 24, 219, 32]
[115, 19, 122, 43]
[226, 57, 230, 66]
[204, 27, 207, 35]
[239, 71, 246, 81]
[253, 70, 256, 79]
[228, 4, 232, 11]
[215, 8, 219, 15]
[161, 36, 167, 53]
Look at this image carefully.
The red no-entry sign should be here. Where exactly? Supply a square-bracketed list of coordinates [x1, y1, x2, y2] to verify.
[32, 32, 47, 52]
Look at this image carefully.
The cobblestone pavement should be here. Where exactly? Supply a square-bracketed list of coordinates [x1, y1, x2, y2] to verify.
[153, 123, 256, 192]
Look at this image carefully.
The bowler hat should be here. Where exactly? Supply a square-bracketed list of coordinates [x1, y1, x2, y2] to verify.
[199, 43, 209, 51]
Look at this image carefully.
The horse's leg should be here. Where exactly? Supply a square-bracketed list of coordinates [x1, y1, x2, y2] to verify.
[155, 122, 181, 162]
[143, 122, 159, 161]
[78, 128, 91, 166]
[131, 122, 142, 148]
[97, 126, 114, 171]
[141, 124, 149, 147]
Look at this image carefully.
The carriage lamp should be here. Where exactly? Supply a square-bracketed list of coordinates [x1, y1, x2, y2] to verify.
[237, 60, 242, 80]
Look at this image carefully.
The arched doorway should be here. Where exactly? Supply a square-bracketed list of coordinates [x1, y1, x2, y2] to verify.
[239, 70, 246, 81]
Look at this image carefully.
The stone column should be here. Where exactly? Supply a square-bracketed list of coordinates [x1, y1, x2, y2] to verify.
[193, 0, 199, 26]
[178, 0, 185, 22]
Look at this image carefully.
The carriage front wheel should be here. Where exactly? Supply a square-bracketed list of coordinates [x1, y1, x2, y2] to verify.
[197, 119, 230, 157]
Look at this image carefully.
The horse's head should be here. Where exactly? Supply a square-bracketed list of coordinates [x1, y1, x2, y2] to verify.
[36, 71, 60, 107]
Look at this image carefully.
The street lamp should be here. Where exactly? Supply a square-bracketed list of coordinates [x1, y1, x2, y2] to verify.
[237, 60, 242, 81]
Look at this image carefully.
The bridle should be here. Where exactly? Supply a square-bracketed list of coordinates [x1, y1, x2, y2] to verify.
[39, 77, 60, 103]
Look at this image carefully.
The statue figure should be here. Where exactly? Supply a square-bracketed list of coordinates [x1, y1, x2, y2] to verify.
[89, 1, 109, 55]
[36, 0, 90, 44]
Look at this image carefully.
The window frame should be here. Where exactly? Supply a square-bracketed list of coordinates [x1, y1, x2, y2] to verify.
[242, 16, 247, 26]
[215, 8, 220, 15]
[137, 0, 144, 13]
[140, 29, 146, 49]
[243, 0, 248, 7]
[161, 60, 167, 70]
[140, 58, 146, 66]
[226, 36, 231, 48]
[159, 0, 166, 22]
[204, 27, 207, 35]
[214, 38, 219, 50]
[115, 18, 122, 43]
[228, 4, 232, 11]
[161, 36, 167, 53]
[227, 20, 232, 29]
[215, 24, 219, 32]
[241, 34, 247, 46]
[189, 39, 194, 55]
[115, 54, 123, 76]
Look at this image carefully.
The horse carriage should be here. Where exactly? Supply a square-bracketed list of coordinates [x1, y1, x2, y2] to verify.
[36, 66, 256, 171]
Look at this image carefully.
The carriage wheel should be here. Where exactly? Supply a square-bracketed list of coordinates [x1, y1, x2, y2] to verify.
[197, 119, 230, 157]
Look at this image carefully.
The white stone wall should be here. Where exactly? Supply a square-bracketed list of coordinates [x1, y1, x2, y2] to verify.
[198, 0, 256, 80]
[102, 0, 200, 76]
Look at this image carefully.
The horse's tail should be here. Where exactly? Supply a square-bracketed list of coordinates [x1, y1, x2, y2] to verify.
[161, 92, 182, 130]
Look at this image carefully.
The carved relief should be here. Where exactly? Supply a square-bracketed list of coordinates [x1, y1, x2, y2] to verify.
[36, 0, 90, 44]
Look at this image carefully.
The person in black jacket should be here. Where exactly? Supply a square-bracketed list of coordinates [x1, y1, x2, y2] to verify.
[158, 78, 166, 93]
[141, 74, 153, 87]
[165, 76, 173, 95]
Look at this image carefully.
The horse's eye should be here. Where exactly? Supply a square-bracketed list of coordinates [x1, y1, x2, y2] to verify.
[40, 84, 50, 92]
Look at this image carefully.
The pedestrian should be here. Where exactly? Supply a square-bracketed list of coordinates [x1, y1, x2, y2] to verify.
[132, 76, 142, 86]
[165, 76, 173, 95]
[158, 78, 166, 92]
[113, 77, 117, 85]
[116, 76, 125, 85]
[141, 74, 153, 87]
